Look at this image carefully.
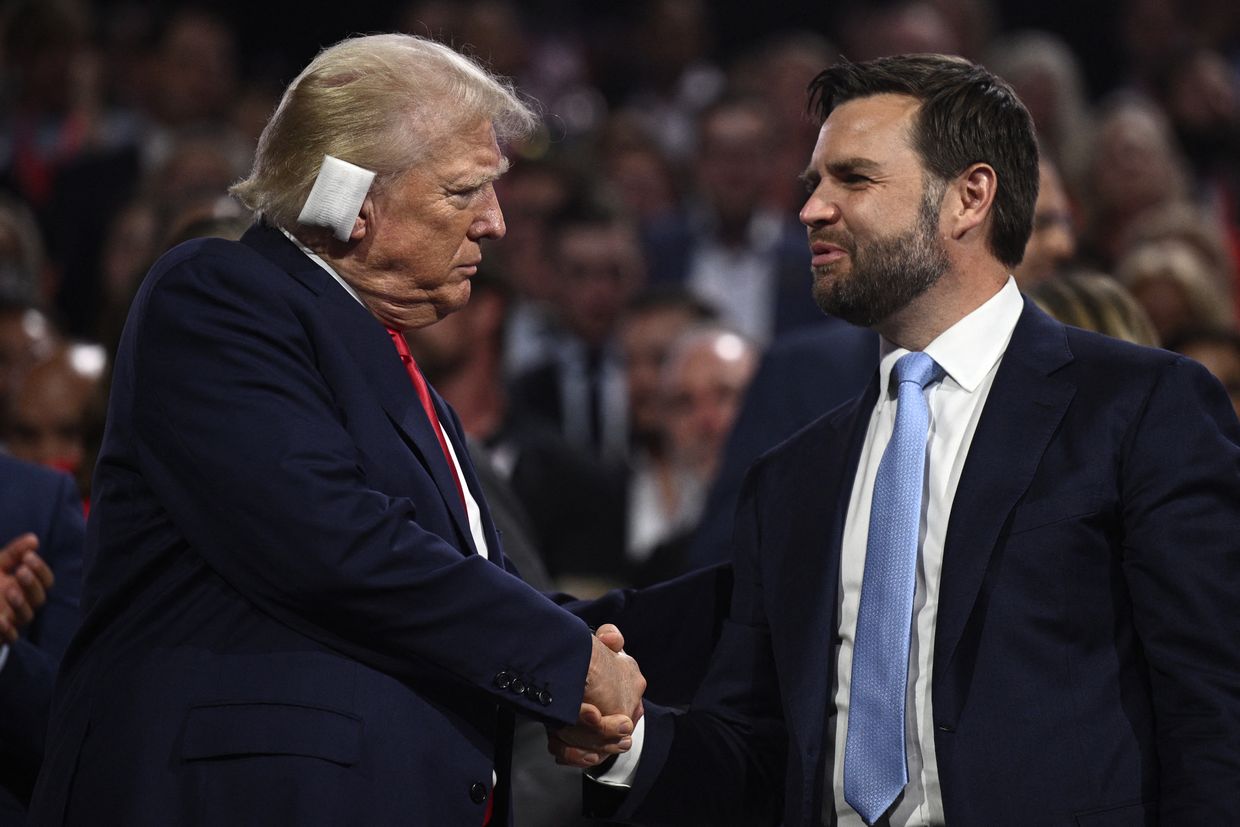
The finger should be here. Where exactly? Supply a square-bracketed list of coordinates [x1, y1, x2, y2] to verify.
[15, 565, 47, 609]
[7, 585, 33, 626]
[549, 737, 606, 768]
[18, 550, 54, 589]
[554, 725, 631, 754]
[594, 712, 635, 741]
[0, 534, 38, 571]
[595, 623, 625, 653]
[0, 605, 18, 643]
[577, 702, 602, 729]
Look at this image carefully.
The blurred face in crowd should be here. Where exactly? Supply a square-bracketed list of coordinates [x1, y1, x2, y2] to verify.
[800, 94, 950, 328]
[555, 221, 644, 348]
[1013, 160, 1076, 287]
[0, 308, 55, 404]
[6, 345, 105, 476]
[341, 119, 508, 332]
[662, 331, 757, 481]
[620, 305, 703, 445]
[698, 106, 776, 227]
[1091, 104, 1183, 219]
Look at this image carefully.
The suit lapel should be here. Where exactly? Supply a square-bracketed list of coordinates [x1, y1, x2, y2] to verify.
[778, 375, 879, 766]
[241, 224, 480, 555]
[932, 301, 1075, 716]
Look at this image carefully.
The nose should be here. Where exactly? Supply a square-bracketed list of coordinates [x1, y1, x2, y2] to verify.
[470, 186, 506, 241]
[799, 187, 841, 229]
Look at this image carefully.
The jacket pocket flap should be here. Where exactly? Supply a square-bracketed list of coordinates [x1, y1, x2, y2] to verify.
[1009, 488, 1104, 535]
[181, 703, 362, 766]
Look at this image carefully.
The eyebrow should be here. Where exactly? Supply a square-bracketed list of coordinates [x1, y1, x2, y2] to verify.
[456, 156, 512, 189]
[825, 157, 882, 177]
[799, 156, 883, 189]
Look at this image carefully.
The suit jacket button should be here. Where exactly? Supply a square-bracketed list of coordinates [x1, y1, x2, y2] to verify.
[510, 677, 527, 695]
[469, 782, 488, 804]
[537, 689, 553, 707]
[494, 671, 512, 690]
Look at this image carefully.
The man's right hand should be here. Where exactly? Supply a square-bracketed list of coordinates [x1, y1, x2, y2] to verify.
[547, 624, 646, 766]
[0, 533, 54, 644]
[584, 623, 645, 723]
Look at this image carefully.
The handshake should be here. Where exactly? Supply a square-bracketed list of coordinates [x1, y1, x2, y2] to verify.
[548, 624, 646, 769]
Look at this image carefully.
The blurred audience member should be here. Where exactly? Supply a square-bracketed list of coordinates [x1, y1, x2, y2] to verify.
[4, 343, 108, 506]
[1116, 240, 1234, 343]
[621, 0, 726, 162]
[512, 197, 645, 461]
[1030, 271, 1160, 346]
[1081, 96, 1191, 269]
[0, 454, 83, 822]
[836, 0, 961, 62]
[629, 326, 757, 586]
[0, 302, 58, 414]
[644, 97, 819, 344]
[493, 159, 580, 377]
[1119, 201, 1237, 316]
[620, 287, 717, 456]
[1168, 326, 1240, 419]
[1013, 158, 1078, 288]
[0, 198, 50, 308]
[620, 289, 718, 571]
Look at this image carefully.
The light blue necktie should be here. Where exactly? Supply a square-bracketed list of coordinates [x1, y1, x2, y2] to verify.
[844, 351, 943, 826]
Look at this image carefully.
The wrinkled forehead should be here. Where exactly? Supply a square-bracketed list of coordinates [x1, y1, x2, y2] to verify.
[818, 93, 921, 156]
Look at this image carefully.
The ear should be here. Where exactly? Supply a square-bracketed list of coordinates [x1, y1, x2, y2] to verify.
[948, 163, 997, 241]
[349, 196, 374, 242]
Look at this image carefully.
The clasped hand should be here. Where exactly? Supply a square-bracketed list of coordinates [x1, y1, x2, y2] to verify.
[0, 533, 55, 644]
[548, 624, 645, 768]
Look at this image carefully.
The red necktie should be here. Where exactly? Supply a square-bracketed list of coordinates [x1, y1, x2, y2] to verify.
[386, 328, 467, 508]
[388, 330, 492, 825]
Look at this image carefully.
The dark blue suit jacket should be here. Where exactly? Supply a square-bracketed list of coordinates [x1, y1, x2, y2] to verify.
[28, 225, 597, 826]
[0, 456, 83, 821]
[606, 301, 1240, 826]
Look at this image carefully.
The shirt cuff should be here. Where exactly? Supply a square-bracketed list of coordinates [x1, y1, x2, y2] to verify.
[590, 714, 645, 787]
[0, 644, 9, 674]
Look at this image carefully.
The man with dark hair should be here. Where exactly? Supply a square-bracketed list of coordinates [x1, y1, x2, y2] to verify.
[565, 53, 1240, 826]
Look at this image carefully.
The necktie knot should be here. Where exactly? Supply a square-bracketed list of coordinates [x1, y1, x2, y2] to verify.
[892, 350, 943, 393]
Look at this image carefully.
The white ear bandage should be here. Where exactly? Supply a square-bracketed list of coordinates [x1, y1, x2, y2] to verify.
[297, 155, 376, 242]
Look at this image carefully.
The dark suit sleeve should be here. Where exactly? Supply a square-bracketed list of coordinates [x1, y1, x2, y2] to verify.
[0, 470, 84, 798]
[1119, 356, 1240, 819]
[594, 467, 786, 826]
[129, 254, 591, 727]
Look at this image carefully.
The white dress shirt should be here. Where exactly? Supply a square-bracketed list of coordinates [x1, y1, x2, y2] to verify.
[827, 278, 1023, 825]
[282, 229, 490, 560]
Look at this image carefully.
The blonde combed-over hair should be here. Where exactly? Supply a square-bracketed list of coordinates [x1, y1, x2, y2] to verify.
[230, 34, 536, 230]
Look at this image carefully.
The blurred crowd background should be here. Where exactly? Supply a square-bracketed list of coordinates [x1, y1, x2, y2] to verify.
[2, 0, 1239, 600]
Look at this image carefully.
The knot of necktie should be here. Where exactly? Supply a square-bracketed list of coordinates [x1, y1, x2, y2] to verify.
[892, 350, 944, 393]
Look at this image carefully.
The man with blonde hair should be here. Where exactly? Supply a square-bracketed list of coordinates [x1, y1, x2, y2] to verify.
[29, 34, 642, 826]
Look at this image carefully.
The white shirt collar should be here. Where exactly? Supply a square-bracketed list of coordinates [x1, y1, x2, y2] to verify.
[877, 276, 1024, 397]
[279, 227, 366, 308]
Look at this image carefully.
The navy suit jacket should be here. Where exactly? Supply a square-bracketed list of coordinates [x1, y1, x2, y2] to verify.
[0, 456, 83, 820]
[604, 301, 1240, 826]
[28, 225, 597, 826]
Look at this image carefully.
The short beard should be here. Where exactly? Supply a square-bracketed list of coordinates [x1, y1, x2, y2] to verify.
[812, 179, 950, 328]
